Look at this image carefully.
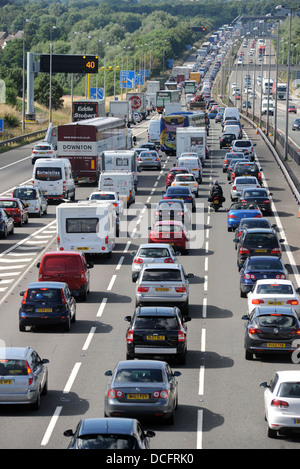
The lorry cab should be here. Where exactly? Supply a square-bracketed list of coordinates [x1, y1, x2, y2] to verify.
[32, 158, 75, 201]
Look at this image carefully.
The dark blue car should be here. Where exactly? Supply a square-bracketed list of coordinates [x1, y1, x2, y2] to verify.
[163, 186, 196, 212]
[239, 256, 287, 298]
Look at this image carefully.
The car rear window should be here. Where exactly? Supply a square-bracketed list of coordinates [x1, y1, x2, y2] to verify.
[115, 368, 163, 383]
[13, 188, 36, 199]
[244, 233, 277, 247]
[278, 383, 300, 398]
[35, 167, 62, 181]
[77, 434, 136, 450]
[135, 316, 179, 329]
[243, 190, 268, 197]
[90, 193, 115, 200]
[143, 269, 182, 281]
[154, 224, 182, 233]
[255, 314, 296, 328]
[235, 141, 251, 147]
[0, 360, 28, 376]
[256, 284, 293, 294]
[43, 255, 81, 273]
[138, 248, 171, 258]
[27, 288, 61, 302]
[247, 259, 283, 270]
[66, 218, 99, 233]
[0, 201, 18, 208]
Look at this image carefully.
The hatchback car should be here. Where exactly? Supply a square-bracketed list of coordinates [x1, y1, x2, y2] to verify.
[239, 256, 288, 298]
[0, 198, 28, 227]
[260, 370, 300, 438]
[242, 306, 300, 361]
[239, 188, 272, 215]
[12, 186, 48, 217]
[219, 133, 236, 149]
[153, 199, 191, 228]
[0, 346, 49, 409]
[165, 167, 191, 188]
[222, 152, 245, 173]
[288, 105, 297, 114]
[104, 360, 181, 424]
[135, 263, 194, 315]
[131, 243, 179, 282]
[148, 221, 190, 254]
[31, 141, 56, 165]
[0, 208, 14, 238]
[64, 417, 155, 449]
[19, 281, 76, 331]
[236, 228, 285, 267]
[292, 118, 300, 131]
[125, 306, 191, 364]
[227, 158, 251, 181]
[171, 173, 199, 197]
[230, 139, 256, 161]
[233, 217, 276, 247]
[137, 150, 161, 170]
[230, 176, 261, 201]
[232, 162, 263, 185]
[87, 191, 124, 216]
[163, 186, 196, 212]
[247, 279, 300, 316]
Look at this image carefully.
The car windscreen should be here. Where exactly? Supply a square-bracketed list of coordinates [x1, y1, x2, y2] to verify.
[0, 201, 18, 208]
[35, 167, 62, 181]
[77, 434, 136, 449]
[135, 316, 179, 330]
[66, 218, 99, 233]
[115, 368, 163, 383]
[142, 268, 182, 281]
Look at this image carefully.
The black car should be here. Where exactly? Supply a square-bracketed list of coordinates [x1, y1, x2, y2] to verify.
[19, 281, 76, 331]
[0, 208, 14, 238]
[234, 217, 276, 247]
[125, 306, 191, 364]
[292, 118, 300, 131]
[219, 133, 236, 149]
[163, 186, 196, 212]
[227, 158, 250, 181]
[232, 162, 263, 185]
[64, 418, 155, 449]
[239, 188, 273, 215]
[239, 256, 287, 298]
[241, 306, 300, 360]
[139, 142, 157, 151]
[236, 228, 285, 267]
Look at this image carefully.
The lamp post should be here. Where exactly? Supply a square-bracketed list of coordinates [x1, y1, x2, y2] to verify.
[49, 25, 57, 124]
[22, 19, 30, 132]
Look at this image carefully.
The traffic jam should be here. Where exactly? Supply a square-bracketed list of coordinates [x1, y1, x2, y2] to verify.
[0, 24, 300, 451]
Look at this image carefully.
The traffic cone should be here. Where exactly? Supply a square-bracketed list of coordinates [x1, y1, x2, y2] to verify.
[256, 126, 259, 135]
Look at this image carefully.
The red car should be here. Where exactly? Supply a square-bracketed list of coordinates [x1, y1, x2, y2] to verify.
[148, 220, 189, 253]
[165, 167, 191, 188]
[288, 105, 297, 114]
[0, 198, 29, 226]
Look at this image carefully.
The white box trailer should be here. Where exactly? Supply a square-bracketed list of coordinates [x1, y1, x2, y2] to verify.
[56, 201, 116, 256]
[176, 127, 207, 164]
[100, 150, 138, 189]
[109, 100, 130, 119]
[98, 171, 136, 206]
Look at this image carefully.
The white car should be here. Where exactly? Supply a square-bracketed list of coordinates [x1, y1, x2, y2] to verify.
[171, 173, 199, 197]
[131, 243, 179, 282]
[31, 141, 56, 165]
[247, 279, 300, 316]
[260, 371, 300, 438]
[87, 191, 124, 216]
[230, 176, 260, 201]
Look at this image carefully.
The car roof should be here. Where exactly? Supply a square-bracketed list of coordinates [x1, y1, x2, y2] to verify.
[79, 418, 137, 436]
[142, 263, 181, 270]
[254, 306, 297, 316]
[255, 279, 292, 285]
[136, 306, 179, 317]
[27, 281, 68, 288]
[243, 228, 275, 234]
[247, 255, 281, 262]
[115, 360, 166, 370]
[138, 243, 173, 249]
[275, 371, 300, 382]
[0, 346, 31, 360]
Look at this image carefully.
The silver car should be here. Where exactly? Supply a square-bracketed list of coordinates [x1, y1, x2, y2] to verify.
[137, 150, 161, 170]
[135, 263, 194, 315]
[0, 346, 49, 409]
[131, 243, 179, 282]
[12, 185, 48, 217]
[104, 360, 181, 424]
[153, 200, 191, 228]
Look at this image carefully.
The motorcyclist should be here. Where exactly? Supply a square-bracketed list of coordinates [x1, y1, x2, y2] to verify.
[210, 180, 224, 199]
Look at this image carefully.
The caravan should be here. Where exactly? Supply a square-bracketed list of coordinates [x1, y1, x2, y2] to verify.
[98, 171, 135, 207]
[56, 201, 117, 257]
[100, 150, 138, 190]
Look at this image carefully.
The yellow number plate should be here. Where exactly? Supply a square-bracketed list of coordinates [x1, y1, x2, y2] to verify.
[146, 335, 165, 341]
[267, 301, 283, 305]
[36, 308, 52, 313]
[267, 343, 285, 348]
[255, 249, 267, 252]
[127, 394, 149, 400]
[0, 380, 12, 385]
[76, 247, 89, 250]
[155, 288, 169, 292]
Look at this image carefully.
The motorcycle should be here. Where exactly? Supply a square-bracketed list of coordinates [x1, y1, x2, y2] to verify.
[208, 194, 225, 212]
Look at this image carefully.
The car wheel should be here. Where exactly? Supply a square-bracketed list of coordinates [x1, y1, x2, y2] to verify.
[42, 377, 48, 395]
[181, 301, 189, 316]
[267, 427, 277, 439]
[178, 351, 186, 365]
[32, 391, 41, 410]
[245, 349, 253, 360]
[19, 323, 26, 332]
[10, 225, 14, 235]
[2, 228, 7, 238]
[64, 316, 71, 332]
[240, 289, 247, 298]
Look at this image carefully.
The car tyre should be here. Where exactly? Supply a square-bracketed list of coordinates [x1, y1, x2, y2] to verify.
[245, 349, 253, 360]
[32, 391, 41, 411]
[267, 427, 277, 439]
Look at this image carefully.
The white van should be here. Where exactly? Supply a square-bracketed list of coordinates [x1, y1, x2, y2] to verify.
[148, 119, 161, 147]
[32, 158, 75, 201]
[99, 171, 135, 207]
[100, 150, 138, 190]
[56, 201, 116, 257]
[223, 107, 240, 123]
[177, 155, 202, 183]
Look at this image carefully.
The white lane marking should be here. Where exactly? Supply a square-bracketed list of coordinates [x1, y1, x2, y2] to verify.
[97, 298, 107, 317]
[82, 327, 97, 351]
[107, 274, 117, 291]
[63, 362, 81, 394]
[40, 406, 63, 446]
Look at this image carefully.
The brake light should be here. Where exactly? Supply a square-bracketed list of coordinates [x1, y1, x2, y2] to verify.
[228, 214, 238, 219]
[57, 236, 60, 246]
[271, 248, 281, 255]
[108, 389, 123, 399]
[153, 390, 169, 399]
[252, 299, 264, 304]
[63, 181, 66, 191]
[275, 274, 286, 279]
[164, 257, 174, 263]
[271, 399, 289, 408]
[126, 329, 134, 343]
[80, 270, 85, 282]
[22, 288, 28, 304]
[105, 236, 108, 245]
[175, 286, 187, 293]
[249, 328, 261, 335]
[178, 330, 186, 342]
[239, 247, 250, 254]
[287, 300, 299, 305]
[137, 286, 149, 292]
[26, 361, 33, 386]
[239, 199, 246, 203]
[244, 273, 256, 279]
[60, 288, 67, 304]
[232, 184, 236, 190]
[134, 257, 143, 264]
